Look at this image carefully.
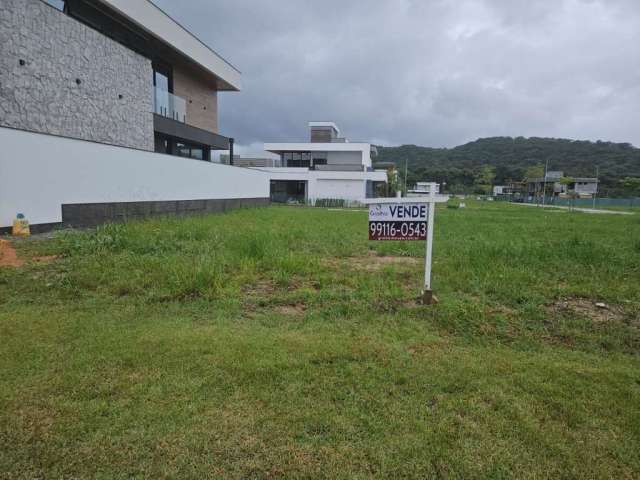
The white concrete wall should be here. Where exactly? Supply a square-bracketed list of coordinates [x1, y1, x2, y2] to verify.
[315, 179, 365, 200]
[574, 182, 598, 195]
[0, 127, 269, 227]
[326, 151, 363, 166]
[256, 167, 386, 202]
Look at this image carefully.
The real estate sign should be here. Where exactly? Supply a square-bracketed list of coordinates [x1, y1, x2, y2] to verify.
[364, 186, 448, 304]
[368, 203, 427, 240]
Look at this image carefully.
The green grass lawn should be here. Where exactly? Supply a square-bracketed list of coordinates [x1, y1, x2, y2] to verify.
[1, 202, 639, 478]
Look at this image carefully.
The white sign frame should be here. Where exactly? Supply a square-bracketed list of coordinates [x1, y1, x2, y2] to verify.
[364, 184, 448, 302]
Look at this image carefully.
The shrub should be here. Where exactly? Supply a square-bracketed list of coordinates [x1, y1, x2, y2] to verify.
[447, 197, 461, 209]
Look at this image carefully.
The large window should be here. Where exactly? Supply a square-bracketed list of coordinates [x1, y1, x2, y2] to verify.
[176, 141, 207, 161]
[270, 180, 306, 203]
[282, 152, 311, 168]
[154, 134, 210, 161]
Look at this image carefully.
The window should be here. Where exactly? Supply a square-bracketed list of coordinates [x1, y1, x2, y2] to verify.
[45, 0, 65, 11]
[153, 62, 173, 92]
[270, 180, 307, 203]
[154, 70, 169, 92]
[283, 151, 311, 167]
[312, 152, 327, 168]
[190, 147, 204, 160]
[175, 141, 209, 161]
[154, 133, 170, 154]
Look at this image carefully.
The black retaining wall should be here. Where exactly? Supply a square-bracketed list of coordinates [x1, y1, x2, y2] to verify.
[0, 197, 269, 234]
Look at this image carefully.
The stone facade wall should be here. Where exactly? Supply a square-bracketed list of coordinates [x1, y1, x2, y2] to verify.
[0, 0, 154, 151]
[173, 63, 218, 133]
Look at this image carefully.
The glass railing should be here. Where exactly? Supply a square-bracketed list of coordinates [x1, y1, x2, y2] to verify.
[153, 87, 186, 123]
[314, 164, 365, 171]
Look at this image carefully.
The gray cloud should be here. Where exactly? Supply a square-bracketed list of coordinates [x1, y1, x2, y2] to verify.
[153, 0, 640, 150]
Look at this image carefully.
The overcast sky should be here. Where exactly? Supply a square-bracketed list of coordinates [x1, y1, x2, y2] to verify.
[153, 0, 640, 152]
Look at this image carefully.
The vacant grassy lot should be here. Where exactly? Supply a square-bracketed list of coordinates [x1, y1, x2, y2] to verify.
[1, 202, 639, 478]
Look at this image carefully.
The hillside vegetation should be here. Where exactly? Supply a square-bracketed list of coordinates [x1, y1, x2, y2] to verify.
[376, 137, 640, 195]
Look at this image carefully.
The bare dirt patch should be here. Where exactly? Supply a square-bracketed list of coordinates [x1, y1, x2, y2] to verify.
[325, 252, 421, 272]
[547, 297, 625, 323]
[242, 280, 276, 296]
[0, 240, 24, 268]
[274, 303, 307, 316]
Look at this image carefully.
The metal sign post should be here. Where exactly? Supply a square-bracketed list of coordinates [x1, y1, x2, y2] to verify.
[364, 184, 448, 305]
[421, 187, 436, 303]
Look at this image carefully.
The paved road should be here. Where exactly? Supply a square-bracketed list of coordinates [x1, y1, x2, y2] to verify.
[511, 202, 634, 215]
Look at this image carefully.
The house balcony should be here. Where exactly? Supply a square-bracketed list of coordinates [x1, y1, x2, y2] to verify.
[153, 87, 186, 123]
[152, 86, 231, 154]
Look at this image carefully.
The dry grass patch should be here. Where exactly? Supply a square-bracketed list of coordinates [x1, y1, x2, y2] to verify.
[31, 255, 59, 265]
[324, 252, 421, 272]
[243, 279, 277, 296]
[274, 303, 307, 316]
[547, 297, 626, 324]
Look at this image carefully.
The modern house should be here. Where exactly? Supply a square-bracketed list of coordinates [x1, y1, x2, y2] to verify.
[525, 171, 598, 199]
[408, 182, 440, 197]
[492, 185, 521, 196]
[568, 178, 599, 197]
[0, 0, 268, 231]
[261, 122, 388, 203]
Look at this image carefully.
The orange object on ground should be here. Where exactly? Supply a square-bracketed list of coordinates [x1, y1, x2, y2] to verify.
[0, 239, 24, 267]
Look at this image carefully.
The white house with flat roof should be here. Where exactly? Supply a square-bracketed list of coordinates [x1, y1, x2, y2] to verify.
[408, 182, 440, 196]
[261, 122, 388, 203]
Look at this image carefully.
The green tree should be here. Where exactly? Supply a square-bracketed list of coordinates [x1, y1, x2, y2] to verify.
[620, 177, 640, 195]
[375, 137, 640, 197]
[474, 165, 496, 195]
[523, 164, 545, 181]
[560, 176, 577, 210]
[386, 167, 401, 197]
[620, 177, 640, 206]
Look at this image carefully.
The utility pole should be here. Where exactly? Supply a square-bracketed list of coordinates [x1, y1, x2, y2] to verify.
[404, 159, 408, 197]
[593, 165, 599, 209]
[541, 158, 549, 208]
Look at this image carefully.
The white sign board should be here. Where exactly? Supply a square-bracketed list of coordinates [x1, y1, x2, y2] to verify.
[368, 203, 427, 240]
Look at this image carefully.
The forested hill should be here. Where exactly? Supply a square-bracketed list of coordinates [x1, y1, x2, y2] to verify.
[375, 137, 640, 195]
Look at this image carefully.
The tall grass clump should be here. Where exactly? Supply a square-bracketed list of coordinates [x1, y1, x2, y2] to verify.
[57, 223, 128, 255]
[159, 257, 224, 301]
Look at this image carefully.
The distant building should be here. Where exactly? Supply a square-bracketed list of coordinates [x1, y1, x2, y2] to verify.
[260, 122, 388, 203]
[570, 178, 599, 196]
[408, 182, 440, 196]
[525, 171, 598, 198]
[493, 185, 521, 196]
